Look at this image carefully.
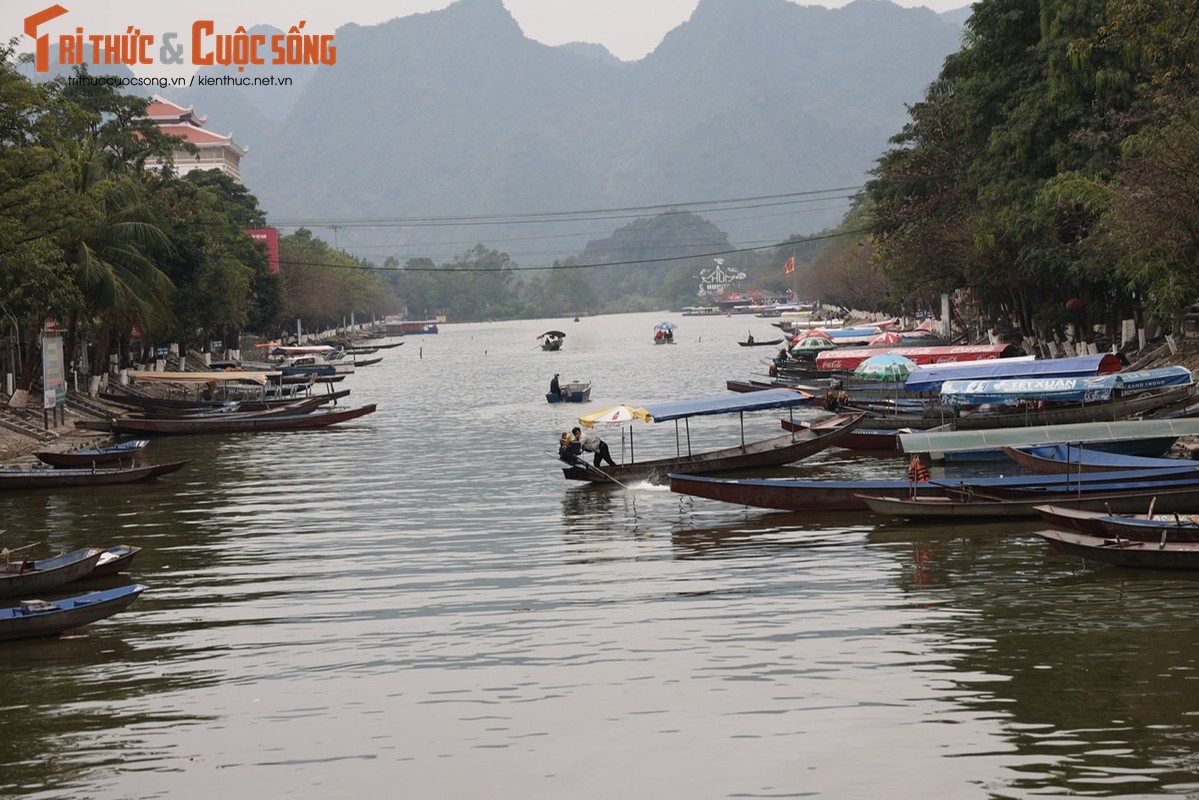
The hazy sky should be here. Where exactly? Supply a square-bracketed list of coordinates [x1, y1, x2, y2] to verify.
[7, 0, 971, 73]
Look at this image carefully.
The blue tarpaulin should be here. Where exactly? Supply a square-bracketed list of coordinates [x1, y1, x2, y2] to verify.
[904, 354, 1120, 393]
[641, 389, 814, 422]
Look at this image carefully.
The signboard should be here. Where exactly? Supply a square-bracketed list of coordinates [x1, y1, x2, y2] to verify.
[42, 334, 66, 410]
[244, 227, 280, 273]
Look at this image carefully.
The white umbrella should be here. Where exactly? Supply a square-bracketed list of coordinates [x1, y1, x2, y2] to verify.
[579, 405, 649, 463]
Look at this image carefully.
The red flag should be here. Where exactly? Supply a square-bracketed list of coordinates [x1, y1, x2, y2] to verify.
[784, 256, 795, 275]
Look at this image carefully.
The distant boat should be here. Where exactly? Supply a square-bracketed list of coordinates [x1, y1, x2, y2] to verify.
[0, 584, 146, 641]
[546, 381, 591, 404]
[737, 337, 785, 347]
[538, 331, 566, 351]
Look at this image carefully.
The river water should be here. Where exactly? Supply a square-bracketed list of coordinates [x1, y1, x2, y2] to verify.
[2, 311, 1198, 799]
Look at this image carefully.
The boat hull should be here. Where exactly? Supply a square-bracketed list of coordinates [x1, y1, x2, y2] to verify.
[1035, 529, 1199, 569]
[0, 461, 186, 490]
[34, 439, 150, 468]
[0, 548, 104, 598]
[0, 584, 146, 640]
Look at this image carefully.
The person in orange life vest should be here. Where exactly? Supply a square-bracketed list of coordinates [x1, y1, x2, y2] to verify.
[907, 456, 930, 483]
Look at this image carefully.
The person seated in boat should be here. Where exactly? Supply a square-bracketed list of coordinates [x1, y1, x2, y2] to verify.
[572, 426, 617, 468]
[550, 373, 562, 397]
[746, 332, 754, 344]
[559, 432, 583, 465]
[655, 329, 664, 342]
[665, 329, 673, 343]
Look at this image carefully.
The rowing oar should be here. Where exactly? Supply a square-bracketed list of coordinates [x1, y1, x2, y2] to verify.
[546, 453, 632, 489]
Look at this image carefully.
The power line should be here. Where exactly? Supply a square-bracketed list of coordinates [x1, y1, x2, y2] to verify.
[282, 227, 871, 273]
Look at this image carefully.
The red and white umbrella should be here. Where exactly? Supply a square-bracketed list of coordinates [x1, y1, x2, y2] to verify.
[867, 331, 902, 346]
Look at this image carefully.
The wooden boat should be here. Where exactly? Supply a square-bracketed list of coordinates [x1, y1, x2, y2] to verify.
[0, 460, 187, 491]
[34, 439, 150, 468]
[546, 381, 591, 404]
[668, 463, 1199, 512]
[126, 395, 330, 421]
[0, 584, 146, 641]
[1002, 443, 1184, 474]
[855, 484, 1199, 518]
[0, 548, 105, 598]
[899, 417, 1199, 458]
[108, 404, 376, 435]
[89, 545, 142, 577]
[1034, 529, 1199, 569]
[102, 388, 349, 414]
[563, 409, 863, 485]
[781, 418, 900, 451]
[738, 338, 785, 347]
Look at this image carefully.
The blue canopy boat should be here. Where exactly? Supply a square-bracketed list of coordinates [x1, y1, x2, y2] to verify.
[903, 353, 1123, 393]
[561, 388, 847, 484]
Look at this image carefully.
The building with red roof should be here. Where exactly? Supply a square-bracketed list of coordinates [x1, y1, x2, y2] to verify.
[141, 95, 248, 183]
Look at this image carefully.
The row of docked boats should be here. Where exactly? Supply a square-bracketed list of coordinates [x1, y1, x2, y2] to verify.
[2, 333, 393, 641]
[560, 332, 1199, 570]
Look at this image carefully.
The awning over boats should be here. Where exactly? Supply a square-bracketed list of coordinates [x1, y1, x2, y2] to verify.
[904, 354, 1118, 393]
[815, 343, 1023, 372]
[939, 366, 1193, 406]
[127, 370, 279, 385]
[899, 418, 1199, 454]
[640, 388, 814, 422]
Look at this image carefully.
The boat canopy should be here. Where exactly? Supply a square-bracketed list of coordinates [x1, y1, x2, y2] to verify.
[899, 418, 1199, 454]
[538, 330, 566, 339]
[940, 366, 1193, 406]
[904, 354, 1117, 393]
[815, 343, 1023, 372]
[641, 388, 814, 423]
[127, 370, 278, 385]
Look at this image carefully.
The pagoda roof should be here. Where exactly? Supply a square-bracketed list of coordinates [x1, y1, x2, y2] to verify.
[145, 95, 206, 126]
[158, 124, 248, 155]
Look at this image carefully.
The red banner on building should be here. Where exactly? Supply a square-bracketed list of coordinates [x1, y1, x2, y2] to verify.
[244, 228, 280, 273]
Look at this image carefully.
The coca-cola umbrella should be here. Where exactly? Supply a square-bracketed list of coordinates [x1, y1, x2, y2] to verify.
[853, 353, 917, 382]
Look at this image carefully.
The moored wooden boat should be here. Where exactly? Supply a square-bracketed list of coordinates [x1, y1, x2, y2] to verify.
[856, 485, 1199, 518]
[1001, 443, 1184, 474]
[0, 461, 187, 491]
[108, 404, 376, 436]
[89, 545, 142, 578]
[35, 439, 150, 468]
[668, 463, 1199, 512]
[781, 418, 900, 451]
[0, 584, 146, 641]
[1034, 529, 1199, 569]
[0, 548, 104, 598]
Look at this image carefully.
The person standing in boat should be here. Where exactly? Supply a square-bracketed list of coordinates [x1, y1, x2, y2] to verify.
[571, 426, 617, 468]
[550, 373, 563, 398]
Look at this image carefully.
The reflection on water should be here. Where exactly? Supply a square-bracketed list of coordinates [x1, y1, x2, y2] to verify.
[2, 313, 1198, 798]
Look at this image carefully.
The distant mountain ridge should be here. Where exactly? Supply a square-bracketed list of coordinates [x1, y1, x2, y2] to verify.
[161, 0, 966, 264]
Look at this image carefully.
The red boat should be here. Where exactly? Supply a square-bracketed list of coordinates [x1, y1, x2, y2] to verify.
[814, 343, 1023, 372]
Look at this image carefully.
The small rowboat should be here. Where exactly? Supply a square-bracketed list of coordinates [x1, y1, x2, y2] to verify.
[738, 338, 785, 347]
[0, 548, 105, 598]
[35, 439, 150, 468]
[1035, 529, 1199, 570]
[0, 584, 146, 641]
